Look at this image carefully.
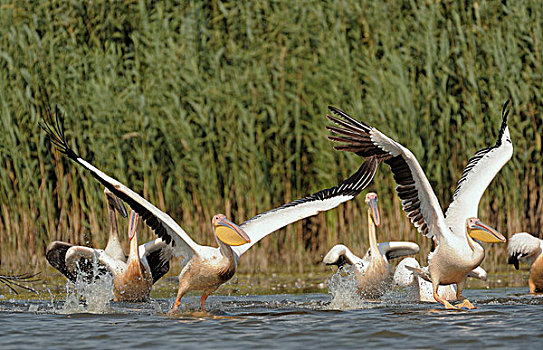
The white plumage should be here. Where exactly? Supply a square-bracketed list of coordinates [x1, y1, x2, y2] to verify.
[41, 105, 378, 311]
[327, 102, 511, 309]
[507, 232, 543, 293]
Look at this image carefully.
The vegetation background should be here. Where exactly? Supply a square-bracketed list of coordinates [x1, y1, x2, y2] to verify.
[0, 1, 541, 278]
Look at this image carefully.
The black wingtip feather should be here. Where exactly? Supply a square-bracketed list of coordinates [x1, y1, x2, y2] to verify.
[507, 254, 520, 270]
[496, 99, 511, 145]
[39, 104, 80, 162]
[326, 106, 433, 238]
[327, 106, 372, 131]
[40, 102, 179, 249]
[242, 158, 379, 226]
[450, 100, 512, 200]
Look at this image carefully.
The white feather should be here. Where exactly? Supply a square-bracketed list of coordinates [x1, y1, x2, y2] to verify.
[445, 127, 513, 236]
[77, 157, 198, 259]
[508, 232, 543, 262]
[234, 195, 352, 257]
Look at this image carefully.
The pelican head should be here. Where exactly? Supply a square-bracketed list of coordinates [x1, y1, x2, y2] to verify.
[212, 214, 251, 246]
[365, 192, 380, 227]
[466, 218, 506, 243]
[104, 188, 128, 218]
[128, 211, 139, 241]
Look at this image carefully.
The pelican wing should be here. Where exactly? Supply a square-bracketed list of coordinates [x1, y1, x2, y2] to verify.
[40, 106, 198, 259]
[327, 106, 449, 241]
[507, 232, 543, 270]
[139, 238, 174, 283]
[445, 101, 513, 236]
[393, 257, 420, 287]
[377, 241, 420, 260]
[65, 246, 125, 278]
[46, 241, 78, 282]
[232, 158, 379, 257]
[323, 244, 364, 267]
[467, 266, 487, 281]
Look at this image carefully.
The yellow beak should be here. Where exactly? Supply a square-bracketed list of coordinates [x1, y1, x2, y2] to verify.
[215, 218, 251, 246]
[468, 219, 506, 243]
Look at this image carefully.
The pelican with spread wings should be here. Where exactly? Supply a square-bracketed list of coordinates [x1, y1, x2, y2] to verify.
[41, 105, 378, 312]
[326, 102, 511, 309]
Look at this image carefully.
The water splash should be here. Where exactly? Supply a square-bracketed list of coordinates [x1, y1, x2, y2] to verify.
[60, 252, 114, 314]
[326, 266, 371, 310]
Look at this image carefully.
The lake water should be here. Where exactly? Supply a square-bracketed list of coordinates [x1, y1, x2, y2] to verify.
[1, 273, 542, 349]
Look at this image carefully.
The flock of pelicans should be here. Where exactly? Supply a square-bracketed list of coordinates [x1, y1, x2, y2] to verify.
[2, 101, 543, 312]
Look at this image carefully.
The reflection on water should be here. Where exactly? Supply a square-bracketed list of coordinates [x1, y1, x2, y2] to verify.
[1, 289, 543, 349]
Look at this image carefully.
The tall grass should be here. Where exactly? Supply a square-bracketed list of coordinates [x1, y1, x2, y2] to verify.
[0, 1, 541, 277]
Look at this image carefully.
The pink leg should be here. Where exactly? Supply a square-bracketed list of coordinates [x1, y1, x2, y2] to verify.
[200, 293, 209, 312]
[169, 282, 187, 314]
[433, 280, 457, 310]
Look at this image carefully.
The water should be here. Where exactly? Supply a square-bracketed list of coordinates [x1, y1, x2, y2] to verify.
[1, 281, 542, 349]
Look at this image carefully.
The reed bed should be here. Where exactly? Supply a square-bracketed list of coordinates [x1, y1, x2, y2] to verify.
[0, 1, 541, 278]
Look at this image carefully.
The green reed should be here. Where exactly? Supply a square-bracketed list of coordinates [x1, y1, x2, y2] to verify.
[0, 1, 541, 278]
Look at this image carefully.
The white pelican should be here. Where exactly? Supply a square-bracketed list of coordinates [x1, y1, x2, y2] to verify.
[326, 101, 511, 309]
[394, 257, 487, 302]
[46, 188, 129, 282]
[41, 106, 378, 312]
[507, 232, 543, 293]
[0, 272, 39, 294]
[46, 193, 173, 301]
[323, 192, 419, 298]
[62, 211, 172, 302]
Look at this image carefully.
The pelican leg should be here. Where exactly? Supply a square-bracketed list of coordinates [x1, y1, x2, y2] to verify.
[433, 281, 457, 310]
[200, 293, 209, 312]
[169, 281, 189, 314]
[529, 277, 536, 294]
[170, 296, 183, 315]
[455, 280, 476, 310]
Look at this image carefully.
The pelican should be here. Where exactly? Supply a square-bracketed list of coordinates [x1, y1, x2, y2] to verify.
[46, 188, 129, 282]
[507, 232, 543, 293]
[323, 192, 419, 298]
[326, 101, 511, 309]
[0, 272, 39, 294]
[394, 257, 487, 302]
[46, 193, 172, 302]
[40, 105, 378, 312]
[62, 211, 170, 302]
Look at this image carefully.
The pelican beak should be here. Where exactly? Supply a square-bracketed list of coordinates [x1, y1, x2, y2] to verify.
[107, 192, 128, 218]
[128, 211, 139, 241]
[215, 218, 251, 246]
[368, 197, 380, 227]
[467, 219, 506, 243]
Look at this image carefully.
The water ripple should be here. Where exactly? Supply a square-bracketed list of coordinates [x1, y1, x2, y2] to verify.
[1, 288, 543, 349]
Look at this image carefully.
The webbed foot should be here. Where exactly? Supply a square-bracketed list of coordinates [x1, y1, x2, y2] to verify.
[442, 299, 459, 310]
[168, 298, 181, 315]
[456, 299, 476, 310]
